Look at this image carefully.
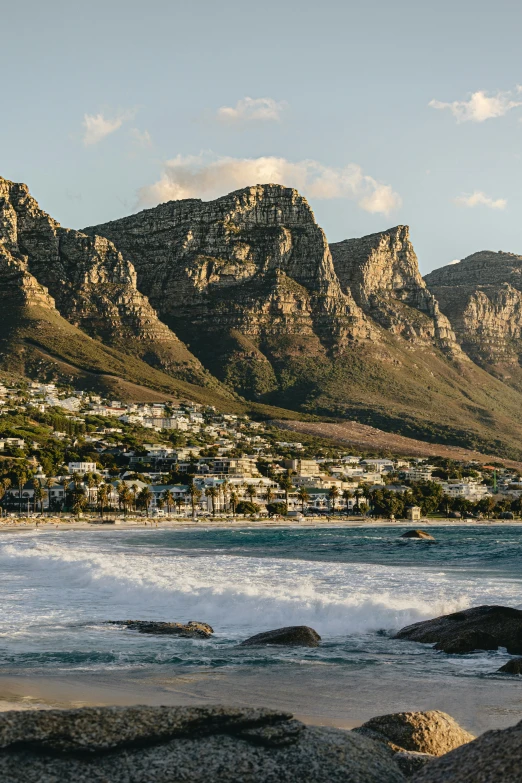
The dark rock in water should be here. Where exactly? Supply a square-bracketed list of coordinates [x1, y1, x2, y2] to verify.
[434, 630, 497, 654]
[412, 716, 522, 782]
[498, 657, 522, 674]
[109, 620, 213, 638]
[0, 706, 406, 782]
[240, 626, 321, 647]
[354, 710, 474, 757]
[395, 605, 522, 654]
[400, 530, 435, 541]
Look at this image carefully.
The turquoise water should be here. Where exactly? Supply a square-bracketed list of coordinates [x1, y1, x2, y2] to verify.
[0, 526, 520, 678]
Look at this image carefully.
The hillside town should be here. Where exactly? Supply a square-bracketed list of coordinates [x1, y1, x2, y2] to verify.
[0, 380, 520, 523]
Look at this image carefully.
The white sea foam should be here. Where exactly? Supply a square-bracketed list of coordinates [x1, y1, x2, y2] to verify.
[0, 535, 518, 638]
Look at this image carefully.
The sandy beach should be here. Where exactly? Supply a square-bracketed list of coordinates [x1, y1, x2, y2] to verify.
[0, 663, 521, 736]
[0, 515, 520, 532]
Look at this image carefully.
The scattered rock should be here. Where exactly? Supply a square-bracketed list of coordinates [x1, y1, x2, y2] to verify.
[0, 706, 406, 782]
[109, 620, 214, 638]
[395, 605, 522, 654]
[400, 530, 435, 540]
[354, 710, 474, 756]
[498, 657, 522, 674]
[434, 631, 497, 654]
[412, 716, 522, 782]
[240, 626, 321, 647]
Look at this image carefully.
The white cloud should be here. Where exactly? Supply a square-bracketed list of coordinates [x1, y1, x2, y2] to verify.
[82, 111, 131, 146]
[449, 259, 461, 265]
[217, 97, 287, 123]
[130, 128, 152, 147]
[429, 89, 522, 123]
[454, 191, 507, 210]
[138, 153, 402, 215]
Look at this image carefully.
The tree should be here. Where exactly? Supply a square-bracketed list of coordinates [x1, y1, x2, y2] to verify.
[267, 502, 287, 517]
[0, 478, 11, 516]
[97, 483, 108, 516]
[264, 486, 274, 505]
[230, 490, 239, 515]
[188, 482, 202, 518]
[296, 487, 310, 513]
[32, 478, 45, 513]
[328, 486, 339, 513]
[220, 479, 229, 512]
[119, 485, 133, 516]
[342, 489, 353, 515]
[205, 486, 219, 517]
[13, 467, 28, 514]
[137, 487, 153, 515]
[175, 496, 183, 515]
[163, 489, 174, 514]
[236, 501, 260, 516]
[72, 492, 87, 519]
[279, 475, 293, 515]
[245, 483, 256, 503]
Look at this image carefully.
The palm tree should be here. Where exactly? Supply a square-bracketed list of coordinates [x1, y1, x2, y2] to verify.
[328, 486, 339, 513]
[175, 496, 183, 515]
[97, 484, 108, 517]
[85, 473, 96, 510]
[31, 477, 41, 513]
[120, 485, 132, 516]
[45, 477, 54, 514]
[72, 492, 87, 519]
[130, 483, 138, 512]
[245, 483, 256, 503]
[163, 489, 174, 515]
[229, 490, 239, 515]
[264, 486, 274, 505]
[342, 489, 353, 515]
[138, 487, 153, 515]
[14, 467, 28, 514]
[0, 478, 11, 517]
[205, 486, 219, 517]
[220, 479, 229, 513]
[296, 486, 310, 513]
[279, 474, 293, 515]
[188, 482, 202, 519]
[32, 479, 45, 513]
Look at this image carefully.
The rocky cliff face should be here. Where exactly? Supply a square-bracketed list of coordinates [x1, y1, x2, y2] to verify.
[0, 176, 211, 386]
[0, 179, 56, 310]
[330, 226, 461, 355]
[425, 252, 522, 386]
[87, 187, 464, 402]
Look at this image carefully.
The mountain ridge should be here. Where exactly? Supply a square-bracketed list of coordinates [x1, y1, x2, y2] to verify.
[3, 173, 522, 458]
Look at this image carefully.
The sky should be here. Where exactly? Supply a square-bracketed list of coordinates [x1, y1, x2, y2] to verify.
[2, 0, 522, 274]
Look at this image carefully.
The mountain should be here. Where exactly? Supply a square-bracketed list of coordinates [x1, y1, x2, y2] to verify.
[0, 175, 250, 408]
[87, 185, 522, 458]
[425, 252, 522, 393]
[0, 177, 219, 388]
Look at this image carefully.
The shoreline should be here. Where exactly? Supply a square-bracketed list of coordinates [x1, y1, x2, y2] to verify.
[0, 666, 520, 735]
[0, 516, 521, 532]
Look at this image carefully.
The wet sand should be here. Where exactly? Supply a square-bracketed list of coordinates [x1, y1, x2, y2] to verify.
[0, 664, 521, 735]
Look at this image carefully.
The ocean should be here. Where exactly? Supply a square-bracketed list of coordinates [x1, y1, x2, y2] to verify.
[0, 525, 521, 731]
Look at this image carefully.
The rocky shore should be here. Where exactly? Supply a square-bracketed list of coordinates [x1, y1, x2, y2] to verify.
[0, 704, 519, 781]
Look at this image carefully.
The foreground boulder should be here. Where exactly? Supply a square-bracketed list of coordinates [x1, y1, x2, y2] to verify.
[395, 605, 522, 654]
[498, 657, 522, 674]
[0, 706, 406, 783]
[240, 626, 321, 647]
[355, 710, 474, 756]
[109, 620, 214, 638]
[412, 716, 522, 782]
[400, 530, 435, 541]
